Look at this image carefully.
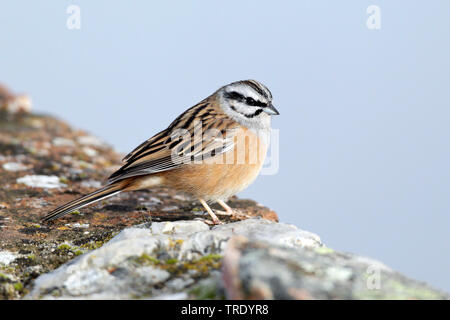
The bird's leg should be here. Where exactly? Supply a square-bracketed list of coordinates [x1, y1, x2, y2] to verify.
[199, 198, 221, 225]
[217, 199, 234, 216]
[217, 200, 252, 220]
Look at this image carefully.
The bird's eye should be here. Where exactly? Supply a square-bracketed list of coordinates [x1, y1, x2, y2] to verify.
[246, 97, 256, 106]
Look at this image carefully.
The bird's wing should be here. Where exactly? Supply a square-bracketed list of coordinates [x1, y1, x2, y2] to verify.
[107, 100, 238, 184]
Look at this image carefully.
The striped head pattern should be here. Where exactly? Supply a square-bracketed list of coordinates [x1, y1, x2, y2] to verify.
[218, 80, 279, 130]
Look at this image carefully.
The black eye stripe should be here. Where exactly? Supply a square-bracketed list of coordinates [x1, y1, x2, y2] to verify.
[224, 91, 245, 101]
[245, 97, 267, 107]
[247, 98, 267, 107]
[225, 91, 267, 108]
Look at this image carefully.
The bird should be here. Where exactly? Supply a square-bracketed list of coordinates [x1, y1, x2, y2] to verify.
[41, 80, 279, 224]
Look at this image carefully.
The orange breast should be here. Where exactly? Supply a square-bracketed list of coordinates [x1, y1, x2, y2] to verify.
[160, 127, 268, 201]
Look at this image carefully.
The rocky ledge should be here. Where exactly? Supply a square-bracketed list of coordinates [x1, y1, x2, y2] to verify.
[0, 109, 448, 300]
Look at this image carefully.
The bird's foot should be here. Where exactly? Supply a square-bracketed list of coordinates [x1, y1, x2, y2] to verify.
[204, 217, 223, 225]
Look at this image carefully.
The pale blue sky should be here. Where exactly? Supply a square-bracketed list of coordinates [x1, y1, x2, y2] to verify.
[1, 1, 449, 293]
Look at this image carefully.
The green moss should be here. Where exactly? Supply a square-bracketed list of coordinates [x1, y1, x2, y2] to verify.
[78, 172, 88, 179]
[166, 255, 222, 277]
[189, 282, 223, 300]
[135, 254, 160, 265]
[198, 254, 222, 262]
[132, 253, 222, 278]
[56, 243, 86, 257]
[80, 241, 104, 250]
[165, 258, 178, 265]
[59, 177, 69, 184]
[13, 282, 23, 292]
[57, 244, 71, 251]
[78, 161, 90, 169]
[167, 239, 184, 250]
[70, 210, 81, 215]
[0, 272, 9, 280]
[77, 232, 116, 251]
[187, 260, 221, 273]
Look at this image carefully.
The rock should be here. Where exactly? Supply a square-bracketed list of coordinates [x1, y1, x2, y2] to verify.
[25, 217, 449, 300]
[0, 251, 17, 265]
[17, 175, 67, 189]
[221, 236, 449, 300]
[82, 147, 98, 157]
[76, 135, 107, 148]
[52, 137, 76, 148]
[26, 219, 319, 299]
[2, 162, 29, 172]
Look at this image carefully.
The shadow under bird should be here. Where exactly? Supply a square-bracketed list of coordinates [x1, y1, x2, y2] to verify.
[42, 80, 280, 224]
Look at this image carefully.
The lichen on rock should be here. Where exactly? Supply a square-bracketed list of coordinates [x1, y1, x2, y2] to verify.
[26, 219, 321, 299]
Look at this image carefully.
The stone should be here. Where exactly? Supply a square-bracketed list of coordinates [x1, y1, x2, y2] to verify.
[16, 175, 67, 189]
[82, 147, 98, 157]
[0, 251, 17, 266]
[52, 137, 76, 147]
[26, 219, 320, 299]
[77, 135, 106, 148]
[2, 162, 29, 172]
[221, 236, 449, 300]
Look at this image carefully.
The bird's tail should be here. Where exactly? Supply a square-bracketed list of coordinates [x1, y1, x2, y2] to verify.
[41, 182, 126, 222]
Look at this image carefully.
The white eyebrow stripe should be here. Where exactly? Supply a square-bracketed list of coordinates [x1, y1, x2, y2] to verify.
[226, 85, 267, 103]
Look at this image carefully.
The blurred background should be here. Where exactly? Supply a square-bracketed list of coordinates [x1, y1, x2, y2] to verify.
[1, 1, 449, 292]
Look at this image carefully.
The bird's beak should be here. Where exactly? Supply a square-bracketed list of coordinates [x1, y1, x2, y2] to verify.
[264, 103, 280, 115]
